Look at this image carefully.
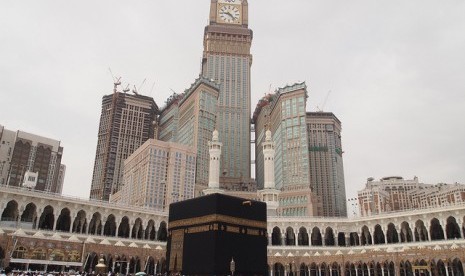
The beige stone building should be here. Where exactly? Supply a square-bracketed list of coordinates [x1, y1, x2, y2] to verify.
[0, 125, 64, 193]
[111, 139, 196, 211]
[358, 176, 465, 216]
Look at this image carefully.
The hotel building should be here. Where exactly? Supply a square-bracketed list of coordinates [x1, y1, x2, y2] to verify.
[89, 91, 158, 201]
[0, 125, 64, 193]
[111, 139, 196, 211]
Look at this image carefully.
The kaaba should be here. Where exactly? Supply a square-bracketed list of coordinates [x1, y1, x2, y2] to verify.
[166, 193, 268, 276]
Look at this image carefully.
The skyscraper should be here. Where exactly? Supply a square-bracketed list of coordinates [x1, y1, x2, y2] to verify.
[158, 93, 183, 143]
[253, 83, 310, 191]
[0, 125, 64, 193]
[90, 90, 158, 201]
[177, 77, 219, 195]
[253, 84, 347, 217]
[253, 83, 314, 216]
[307, 112, 347, 217]
[201, 0, 252, 183]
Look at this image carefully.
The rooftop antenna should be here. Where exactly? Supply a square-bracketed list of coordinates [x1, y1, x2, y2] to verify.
[108, 68, 121, 93]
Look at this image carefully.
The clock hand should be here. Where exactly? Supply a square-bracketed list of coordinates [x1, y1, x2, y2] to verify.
[220, 11, 232, 19]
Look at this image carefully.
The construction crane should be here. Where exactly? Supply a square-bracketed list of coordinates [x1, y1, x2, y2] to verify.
[316, 90, 332, 112]
[122, 84, 130, 93]
[132, 78, 146, 95]
[108, 68, 121, 93]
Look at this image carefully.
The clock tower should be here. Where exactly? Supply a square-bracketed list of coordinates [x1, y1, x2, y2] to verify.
[202, 0, 253, 184]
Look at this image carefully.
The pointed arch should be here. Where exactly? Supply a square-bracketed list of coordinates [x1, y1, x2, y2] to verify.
[145, 219, 156, 240]
[299, 263, 309, 276]
[400, 221, 413, 242]
[386, 223, 399, 243]
[104, 214, 117, 236]
[324, 227, 335, 246]
[362, 263, 368, 276]
[157, 221, 168, 241]
[320, 262, 329, 276]
[368, 262, 375, 276]
[373, 224, 385, 244]
[375, 262, 382, 276]
[118, 216, 130, 238]
[272, 227, 282, 245]
[146, 256, 155, 275]
[132, 218, 144, 239]
[56, 207, 71, 232]
[274, 263, 285, 276]
[349, 232, 359, 246]
[285, 227, 295, 245]
[311, 227, 322, 246]
[20, 202, 37, 228]
[446, 216, 461, 239]
[430, 218, 445, 240]
[89, 212, 102, 235]
[437, 260, 447, 276]
[361, 226, 372, 245]
[84, 252, 99, 273]
[331, 262, 340, 276]
[452, 258, 464, 276]
[298, 227, 309, 246]
[72, 210, 87, 234]
[38, 205, 54, 230]
[1, 200, 19, 221]
[414, 220, 428, 241]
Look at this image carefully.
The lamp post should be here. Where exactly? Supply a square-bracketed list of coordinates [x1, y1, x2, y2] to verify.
[230, 258, 235, 276]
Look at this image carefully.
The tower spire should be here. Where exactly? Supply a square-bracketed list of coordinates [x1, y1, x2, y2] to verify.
[258, 129, 280, 216]
[204, 129, 224, 195]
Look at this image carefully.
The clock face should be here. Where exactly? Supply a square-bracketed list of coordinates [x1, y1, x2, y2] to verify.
[219, 5, 241, 24]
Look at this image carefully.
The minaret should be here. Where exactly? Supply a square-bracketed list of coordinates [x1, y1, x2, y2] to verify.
[204, 129, 224, 195]
[258, 129, 280, 216]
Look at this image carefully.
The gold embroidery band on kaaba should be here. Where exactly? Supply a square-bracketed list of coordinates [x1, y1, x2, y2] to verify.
[169, 229, 184, 271]
[169, 214, 267, 229]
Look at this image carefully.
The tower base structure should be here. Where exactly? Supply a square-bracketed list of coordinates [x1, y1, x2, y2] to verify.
[258, 188, 281, 216]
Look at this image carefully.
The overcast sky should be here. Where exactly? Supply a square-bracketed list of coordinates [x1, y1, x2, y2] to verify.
[1, 1, 464, 203]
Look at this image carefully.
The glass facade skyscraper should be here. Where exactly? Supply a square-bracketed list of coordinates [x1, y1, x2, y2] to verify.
[177, 77, 219, 195]
[254, 83, 310, 190]
[254, 84, 347, 217]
